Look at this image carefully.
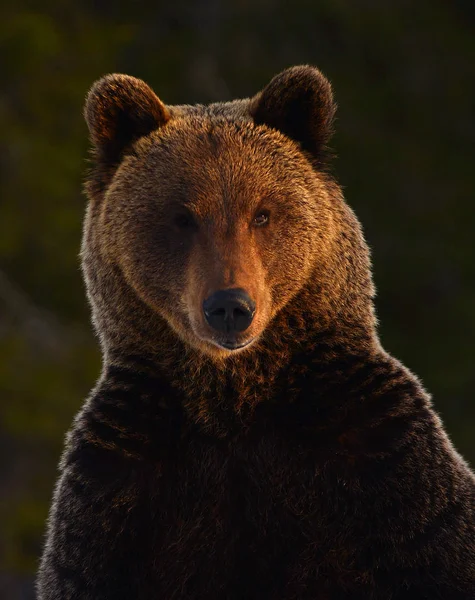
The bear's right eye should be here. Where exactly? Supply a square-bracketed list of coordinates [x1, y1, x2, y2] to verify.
[174, 212, 196, 230]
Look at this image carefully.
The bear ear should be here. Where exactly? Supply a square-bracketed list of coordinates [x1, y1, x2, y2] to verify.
[250, 66, 336, 161]
[84, 74, 170, 165]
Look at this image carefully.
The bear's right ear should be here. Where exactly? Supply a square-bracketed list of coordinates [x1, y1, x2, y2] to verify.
[84, 74, 170, 166]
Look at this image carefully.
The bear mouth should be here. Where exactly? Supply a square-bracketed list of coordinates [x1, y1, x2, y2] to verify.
[216, 338, 255, 350]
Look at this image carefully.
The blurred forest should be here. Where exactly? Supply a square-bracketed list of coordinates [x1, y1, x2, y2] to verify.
[0, 0, 474, 597]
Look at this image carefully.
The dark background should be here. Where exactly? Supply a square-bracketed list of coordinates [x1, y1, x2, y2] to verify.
[1, 1, 474, 597]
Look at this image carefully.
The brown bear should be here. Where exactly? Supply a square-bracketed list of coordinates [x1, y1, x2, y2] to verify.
[37, 66, 475, 599]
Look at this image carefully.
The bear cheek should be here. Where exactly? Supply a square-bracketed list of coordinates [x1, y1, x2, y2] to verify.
[263, 219, 316, 312]
[116, 218, 191, 317]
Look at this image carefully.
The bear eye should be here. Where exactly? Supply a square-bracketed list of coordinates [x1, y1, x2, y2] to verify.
[253, 210, 270, 228]
[174, 212, 196, 230]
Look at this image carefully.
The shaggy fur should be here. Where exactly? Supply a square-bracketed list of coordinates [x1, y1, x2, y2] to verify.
[37, 66, 475, 599]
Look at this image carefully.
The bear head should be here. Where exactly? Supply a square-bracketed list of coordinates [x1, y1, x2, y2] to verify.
[82, 66, 375, 364]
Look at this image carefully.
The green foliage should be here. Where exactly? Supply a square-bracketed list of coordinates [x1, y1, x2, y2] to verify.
[0, 0, 474, 593]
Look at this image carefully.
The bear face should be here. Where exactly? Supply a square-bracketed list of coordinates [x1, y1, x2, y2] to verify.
[83, 67, 374, 361]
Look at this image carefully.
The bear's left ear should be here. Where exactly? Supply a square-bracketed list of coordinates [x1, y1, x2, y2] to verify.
[250, 66, 336, 161]
[84, 74, 170, 166]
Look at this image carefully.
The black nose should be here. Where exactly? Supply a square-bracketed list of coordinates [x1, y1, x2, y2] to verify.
[203, 288, 256, 334]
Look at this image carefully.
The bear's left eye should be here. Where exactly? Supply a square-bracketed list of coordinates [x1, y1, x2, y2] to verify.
[174, 212, 196, 230]
[253, 210, 270, 227]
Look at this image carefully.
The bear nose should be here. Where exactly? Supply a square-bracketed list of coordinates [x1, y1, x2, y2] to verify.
[203, 289, 256, 334]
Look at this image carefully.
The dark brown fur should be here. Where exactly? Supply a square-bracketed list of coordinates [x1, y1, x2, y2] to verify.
[37, 66, 475, 599]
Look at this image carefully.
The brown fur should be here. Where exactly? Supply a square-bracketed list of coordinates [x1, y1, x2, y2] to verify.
[37, 66, 475, 599]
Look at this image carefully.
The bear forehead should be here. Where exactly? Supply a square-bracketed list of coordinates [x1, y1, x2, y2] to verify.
[143, 115, 309, 166]
[123, 116, 317, 210]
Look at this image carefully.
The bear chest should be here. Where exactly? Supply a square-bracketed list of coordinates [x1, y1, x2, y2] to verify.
[140, 430, 367, 599]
